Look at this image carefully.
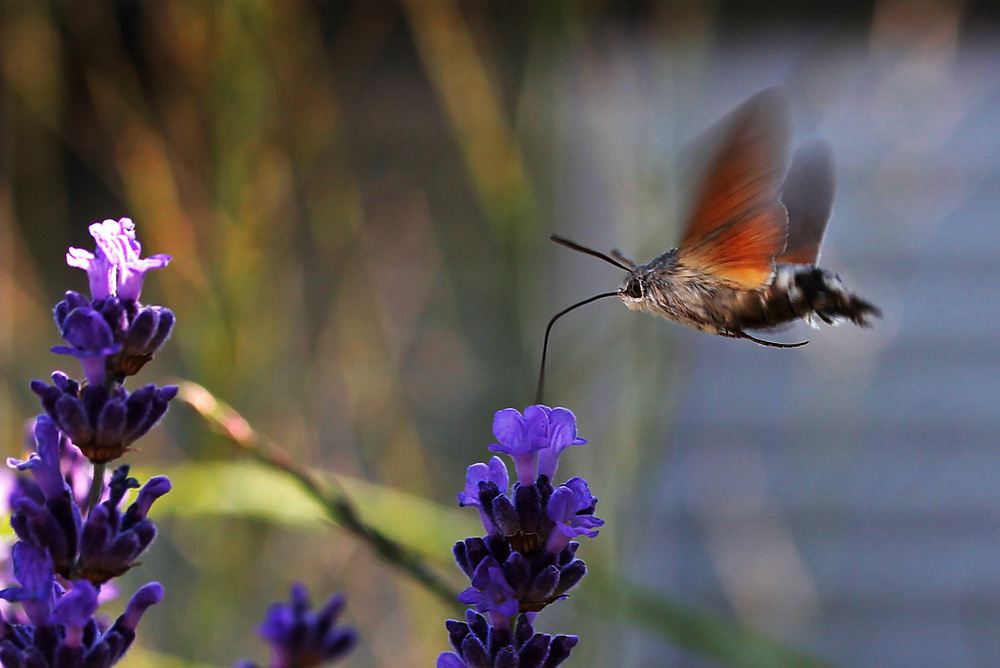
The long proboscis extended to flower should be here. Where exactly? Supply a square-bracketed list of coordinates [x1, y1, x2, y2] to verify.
[535, 291, 619, 405]
[536, 235, 633, 405]
[535, 234, 629, 404]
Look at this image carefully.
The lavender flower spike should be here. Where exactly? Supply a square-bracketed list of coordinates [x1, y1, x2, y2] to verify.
[0, 581, 164, 667]
[438, 611, 579, 668]
[445, 404, 600, 666]
[235, 583, 356, 668]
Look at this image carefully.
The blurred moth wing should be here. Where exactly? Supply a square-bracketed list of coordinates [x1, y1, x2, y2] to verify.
[778, 139, 835, 266]
[676, 87, 792, 289]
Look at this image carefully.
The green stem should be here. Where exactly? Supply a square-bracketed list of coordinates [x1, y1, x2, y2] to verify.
[87, 462, 106, 514]
[175, 381, 462, 611]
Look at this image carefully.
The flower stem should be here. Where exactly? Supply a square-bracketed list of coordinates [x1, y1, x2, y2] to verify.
[175, 380, 462, 611]
[87, 462, 106, 513]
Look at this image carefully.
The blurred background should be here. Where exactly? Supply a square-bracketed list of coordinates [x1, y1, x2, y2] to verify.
[1, 1, 997, 666]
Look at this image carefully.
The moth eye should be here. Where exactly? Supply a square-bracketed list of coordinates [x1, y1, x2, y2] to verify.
[625, 280, 643, 299]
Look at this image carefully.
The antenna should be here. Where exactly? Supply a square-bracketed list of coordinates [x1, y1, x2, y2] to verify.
[550, 234, 632, 271]
[535, 291, 619, 405]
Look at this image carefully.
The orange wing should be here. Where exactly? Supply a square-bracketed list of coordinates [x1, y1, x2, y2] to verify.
[778, 140, 835, 266]
[677, 87, 792, 289]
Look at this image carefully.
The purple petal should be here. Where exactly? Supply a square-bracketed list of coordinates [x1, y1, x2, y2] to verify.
[118, 254, 171, 301]
[6, 542, 56, 626]
[52, 580, 99, 629]
[437, 652, 467, 668]
[6, 417, 67, 500]
[133, 476, 172, 518]
[458, 457, 509, 508]
[522, 405, 551, 451]
[121, 582, 164, 631]
[536, 407, 586, 481]
[95, 400, 127, 447]
[491, 409, 527, 453]
[66, 246, 115, 300]
[54, 309, 118, 357]
[548, 408, 584, 447]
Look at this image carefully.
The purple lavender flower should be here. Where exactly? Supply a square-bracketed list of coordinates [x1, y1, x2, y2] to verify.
[489, 406, 586, 486]
[7, 416, 70, 502]
[437, 611, 578, 668]
[489, 406, 550, 485]
[51, 579, 99, 647]
[0, 542, 57, 626]
[58, 218, 174, 384]
[111, 300, 175, 379]
[544, 477, 605, 555]
[65, 218, 170, 303]
[76, 466, 171, 585]
[0, 218, 170, 667]
[52, 291, 175, 384]
[8, 417, 101, 515]
[445, 405, 600, 665]
[50, 306, 121, 387]
[234, 583, 356, 668]
[31, 373, 177, 464]
[535, 408, 587, 482]
[9, 459, 169, 585]
[6, 420, 83, 578]
[457, 556, 520, 626]
[458, 456, 510, 534]
[0, 565, 162, 668]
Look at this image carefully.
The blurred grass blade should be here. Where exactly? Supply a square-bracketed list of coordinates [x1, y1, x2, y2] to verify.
[147, 458, 479, 565]
[400, 0, 538, 242]
[583, 575, 837, 668]
[174, 380, 463, 610]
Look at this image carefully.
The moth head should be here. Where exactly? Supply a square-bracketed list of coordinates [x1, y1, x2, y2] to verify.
[619, 274, 645, 310]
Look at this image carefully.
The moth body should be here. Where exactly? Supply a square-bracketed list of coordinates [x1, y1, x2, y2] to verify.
[620, 254, 880, 337]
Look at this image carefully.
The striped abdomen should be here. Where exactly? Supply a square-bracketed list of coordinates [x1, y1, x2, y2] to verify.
[731, 264, 881, 332]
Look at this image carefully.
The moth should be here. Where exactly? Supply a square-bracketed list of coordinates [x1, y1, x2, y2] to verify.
[536, 87, 881, 401]
[554, 87, 880, 345]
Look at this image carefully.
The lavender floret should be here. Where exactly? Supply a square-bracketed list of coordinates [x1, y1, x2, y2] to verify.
[31, 378, 177, 464]
[438, 611, 579, 668]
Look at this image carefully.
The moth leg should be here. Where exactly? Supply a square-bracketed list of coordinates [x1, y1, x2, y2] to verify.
[721, 329, 809, 349]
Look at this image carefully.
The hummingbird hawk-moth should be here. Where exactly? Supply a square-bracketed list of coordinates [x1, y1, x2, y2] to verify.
[536, 87, 881, 401]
